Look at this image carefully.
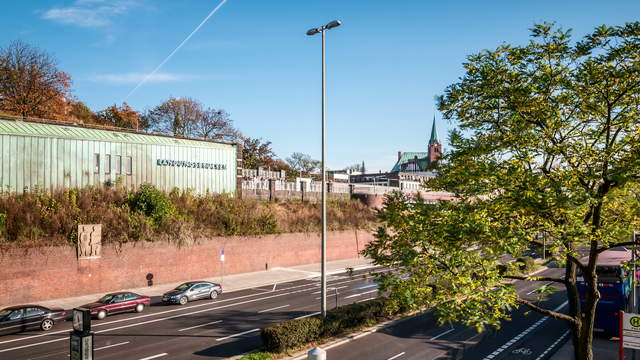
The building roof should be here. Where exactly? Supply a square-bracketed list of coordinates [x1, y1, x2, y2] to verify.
[429, 115, 440, 145]
[0, 117, 234, 149]
[391, 152, 429, 172]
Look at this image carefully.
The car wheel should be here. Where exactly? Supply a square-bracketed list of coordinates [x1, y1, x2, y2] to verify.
[135, 303, 145, 313]
[179, 296, 188, 305]
[209, 291, 218, 300]
[40, 319, 54, 331]
[97, 310, 107, 320]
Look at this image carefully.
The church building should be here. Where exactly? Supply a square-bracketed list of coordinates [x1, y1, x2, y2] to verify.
[391, 116, 442, 172]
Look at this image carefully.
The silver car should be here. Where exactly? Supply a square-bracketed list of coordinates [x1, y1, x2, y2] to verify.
[162, 281, 223, 305]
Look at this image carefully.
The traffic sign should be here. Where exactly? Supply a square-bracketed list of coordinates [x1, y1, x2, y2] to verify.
[622, 312, 640, 350]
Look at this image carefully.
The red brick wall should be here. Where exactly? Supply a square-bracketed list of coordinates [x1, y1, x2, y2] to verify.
[0, 230, 372, 305]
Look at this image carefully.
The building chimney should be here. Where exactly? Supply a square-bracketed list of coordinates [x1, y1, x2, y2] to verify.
[397, 151, 402, 160]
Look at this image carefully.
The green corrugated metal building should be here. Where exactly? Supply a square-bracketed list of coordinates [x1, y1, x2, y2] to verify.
[0, 117, 238, 194]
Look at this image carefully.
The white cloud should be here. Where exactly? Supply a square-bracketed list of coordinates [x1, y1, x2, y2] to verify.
[41, 0, 137, 28]
[89, 72, 200, 85]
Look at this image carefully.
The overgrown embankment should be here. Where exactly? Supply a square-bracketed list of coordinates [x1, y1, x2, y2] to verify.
[0, 185, 376, 247]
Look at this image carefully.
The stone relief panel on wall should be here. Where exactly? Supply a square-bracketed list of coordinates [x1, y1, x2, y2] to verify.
[77, 224, 102, 259]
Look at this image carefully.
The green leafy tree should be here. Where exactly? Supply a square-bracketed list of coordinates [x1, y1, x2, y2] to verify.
[364, 22, 640, 360]
[286, 152, 320, 177]
[241, 136, 277, 170]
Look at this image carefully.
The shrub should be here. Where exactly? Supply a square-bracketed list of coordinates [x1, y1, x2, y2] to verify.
[261, 298, 395, 353]
[129, 184, 177, 225]
[516, 256, 535, 273]
[261, 317, 322, 353]
[239, 352, 273, 360]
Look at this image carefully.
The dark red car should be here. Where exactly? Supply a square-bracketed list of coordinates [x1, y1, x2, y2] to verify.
[80, 292, 151, 320]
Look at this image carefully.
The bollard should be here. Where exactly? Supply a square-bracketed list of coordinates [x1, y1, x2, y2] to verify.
[307, 346, 326, 360]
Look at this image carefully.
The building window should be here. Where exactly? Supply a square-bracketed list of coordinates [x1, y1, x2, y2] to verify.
[105, 154, 111, 175]
[125, 156, 132, 175]
[93, 154, 100, 174]
[115, 155, 122, 175]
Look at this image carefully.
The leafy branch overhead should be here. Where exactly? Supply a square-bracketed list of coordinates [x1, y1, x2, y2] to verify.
[365, 21, 640, 360]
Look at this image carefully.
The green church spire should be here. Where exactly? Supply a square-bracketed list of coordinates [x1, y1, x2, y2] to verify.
[429, 115, 440, 145]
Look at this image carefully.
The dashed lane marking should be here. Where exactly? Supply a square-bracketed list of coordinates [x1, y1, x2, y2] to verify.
[216, 328, 260, 342]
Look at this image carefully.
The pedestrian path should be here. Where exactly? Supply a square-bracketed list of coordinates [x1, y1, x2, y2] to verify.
[3, 257, 374, 311]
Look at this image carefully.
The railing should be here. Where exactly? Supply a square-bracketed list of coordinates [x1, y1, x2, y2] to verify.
[239, 179, 453, 198]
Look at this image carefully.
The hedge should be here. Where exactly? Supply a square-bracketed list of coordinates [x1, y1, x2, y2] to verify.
[261, 298, 396, 353]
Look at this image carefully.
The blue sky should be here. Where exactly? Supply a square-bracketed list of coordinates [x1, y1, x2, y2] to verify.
[1, 0, 638, 172]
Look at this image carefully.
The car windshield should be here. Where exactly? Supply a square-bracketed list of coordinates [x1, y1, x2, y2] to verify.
[175, 283, 192, 291]
[98, 294, 114, 303]
[0, 309, 12, 318]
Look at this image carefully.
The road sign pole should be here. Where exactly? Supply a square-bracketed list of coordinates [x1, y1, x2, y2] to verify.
[621, 311, 625, 360]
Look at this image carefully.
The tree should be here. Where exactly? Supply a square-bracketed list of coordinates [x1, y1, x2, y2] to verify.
[145, 97, 240, 141]
[286, 152, 320, 177]
[241, 136, 276, 170]
[0, 40, 72, 119]
[68, 101, 97, 124]
[97, 102, 146, 130]
[364, 22, 640, 360]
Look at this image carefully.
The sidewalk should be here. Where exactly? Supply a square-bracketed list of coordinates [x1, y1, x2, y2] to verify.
[7, 257, 374, 310]
[550, 334, 635, 359]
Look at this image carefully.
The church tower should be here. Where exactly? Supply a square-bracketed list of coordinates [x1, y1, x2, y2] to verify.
[428, 115, 442, 164]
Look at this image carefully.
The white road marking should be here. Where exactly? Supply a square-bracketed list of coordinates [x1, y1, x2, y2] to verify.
[294, 311, 321, 320]
[0, 272, 380, 348]
[0, 271, 389, 354]
[481, 301, 568, 360]
[258, 305, 290, 313]
[345, 290, 378, 299]
[178, 320, 222, 332]
[431, 328, 455, 340]
[356, 297, 377, 303]
[95, 341, 130, 350]
[0, 274, 380, 352]
[387, 352, 405, 360]
[534, 330, 570, 360]
[272, 283, 277, 291]
[138, 354, 168, 360]
[216, 328, 260, 341]
[312, 285, 348, 294]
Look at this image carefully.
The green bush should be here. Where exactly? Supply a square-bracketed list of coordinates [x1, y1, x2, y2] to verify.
[261, 317, 322, 353]
[238, 352, 273, 360]
[516, 256, 535, 273]
[129, 184, 177, 225]
[261, 298, 395, 353]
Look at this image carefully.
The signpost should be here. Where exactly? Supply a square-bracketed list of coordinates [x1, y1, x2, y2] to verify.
[70, 308, 93, 360]
[220, 249, 225, 284]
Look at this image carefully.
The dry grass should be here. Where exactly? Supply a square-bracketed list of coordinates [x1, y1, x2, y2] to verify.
[0, 186, 376, 248]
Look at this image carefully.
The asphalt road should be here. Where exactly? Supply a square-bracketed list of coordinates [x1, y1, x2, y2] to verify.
[326, 267, 570, 360]
[0, 267, 385, 360]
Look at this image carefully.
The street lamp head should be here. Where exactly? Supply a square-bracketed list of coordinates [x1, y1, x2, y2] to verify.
[306, 28, 321, 36]
[325, 20, 342, 29]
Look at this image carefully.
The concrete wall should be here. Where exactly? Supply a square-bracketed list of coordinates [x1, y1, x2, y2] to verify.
[0, 230, 372, 305]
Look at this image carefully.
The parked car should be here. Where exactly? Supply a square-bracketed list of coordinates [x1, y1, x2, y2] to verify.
[80, 292, 151, 320]
[162, 281, 223, 305]
[0, 305, 67, 334]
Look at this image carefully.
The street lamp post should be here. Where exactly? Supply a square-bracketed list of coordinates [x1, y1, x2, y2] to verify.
[307, 20, 342, 318]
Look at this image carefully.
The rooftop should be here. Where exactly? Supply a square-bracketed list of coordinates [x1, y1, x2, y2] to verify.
[0, 114, 235, 149]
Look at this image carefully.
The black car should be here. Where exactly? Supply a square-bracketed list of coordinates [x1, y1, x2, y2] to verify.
[0, 305, 67, 334]
[162, 281, 223, 305]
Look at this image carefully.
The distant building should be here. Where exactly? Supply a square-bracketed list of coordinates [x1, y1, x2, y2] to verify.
[391, 115, 442, 173]
[0, 117, 239, 194]
[349, 116, 442, 189]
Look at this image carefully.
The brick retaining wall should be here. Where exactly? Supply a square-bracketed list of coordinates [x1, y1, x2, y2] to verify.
[0, 230, 372, 305]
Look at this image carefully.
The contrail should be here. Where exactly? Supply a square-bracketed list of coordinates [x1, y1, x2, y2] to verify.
[124, 0, 228, 101]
